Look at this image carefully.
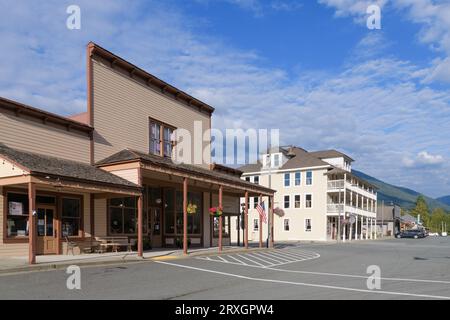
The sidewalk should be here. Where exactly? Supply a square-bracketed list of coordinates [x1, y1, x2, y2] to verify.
[0, 245, 268, 274]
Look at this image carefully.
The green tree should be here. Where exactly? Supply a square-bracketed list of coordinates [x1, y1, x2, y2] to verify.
[430, 208, 446, 232]
[410, 195, 430, 227]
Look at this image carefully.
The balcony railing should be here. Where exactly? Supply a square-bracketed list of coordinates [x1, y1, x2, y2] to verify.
[327, 180, 345, 190]
[327, 179, 376, 196]
[327, 204, 344, 213]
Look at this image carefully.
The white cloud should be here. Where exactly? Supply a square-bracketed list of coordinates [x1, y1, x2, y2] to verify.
[319, 0, 450, 84]
[403, 151, 445, 168]
[0, 0, 449, 197]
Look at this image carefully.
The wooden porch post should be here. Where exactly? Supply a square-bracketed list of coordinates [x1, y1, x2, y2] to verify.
[244, 191, 249, 249]
[269, 195, 274, 248]
[259, 194, 263, 248]
[218, 185, 223, 252]
[28, 182, 36, 265]
[183, 177, 188, 255]
[137, 193, 143, 257]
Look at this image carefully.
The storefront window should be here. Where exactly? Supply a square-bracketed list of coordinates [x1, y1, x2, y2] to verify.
[61, 198, 81, 237]
[164, 189, 202, 236]
[6, 193, 29, 237]
[109, 197, 137, 235]
[213, 216, 230, 238]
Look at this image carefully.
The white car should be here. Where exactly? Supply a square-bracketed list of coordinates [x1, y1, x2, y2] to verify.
[441, 232, 448, 237]
[429, 232, 439, 236]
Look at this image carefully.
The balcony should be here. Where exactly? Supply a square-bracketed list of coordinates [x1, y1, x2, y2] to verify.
[327, 203, 376, 217]
[327, 179, 377, 199]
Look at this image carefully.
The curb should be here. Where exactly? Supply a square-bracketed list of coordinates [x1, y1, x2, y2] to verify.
[0, 247, 275, 274]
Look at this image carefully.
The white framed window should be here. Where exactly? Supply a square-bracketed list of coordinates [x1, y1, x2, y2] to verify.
[273, 154, 280, 167]
[284, 173, 290, 187]
[306, 171, 313, 185]
[253, 219, 259, 231]
[295, 171, 301, 186]
[245, 176, 251, 182]
[305, 219, 312, 232]
[305, 194, 312, 208]
[294, 195, 301, 208]
[284, 195, 290, 209]
[254, 176, 259, 185]
[284, 219, 290, 231]
[253, 197, 259, 209]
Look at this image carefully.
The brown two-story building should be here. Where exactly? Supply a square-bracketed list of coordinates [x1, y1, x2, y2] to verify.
[0, 42, 275, 264]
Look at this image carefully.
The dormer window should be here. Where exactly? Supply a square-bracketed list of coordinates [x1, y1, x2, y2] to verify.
[273, 154, 280, 167]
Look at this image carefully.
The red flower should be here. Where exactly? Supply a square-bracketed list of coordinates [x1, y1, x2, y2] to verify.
[209, 207, 217, 213]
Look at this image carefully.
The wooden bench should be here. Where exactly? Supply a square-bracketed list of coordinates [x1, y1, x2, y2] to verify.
[95, 237, 133, 253]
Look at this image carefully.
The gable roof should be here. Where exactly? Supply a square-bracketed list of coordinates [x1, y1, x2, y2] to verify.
[0, 96, 93, 134]
[239, 146, 329, 173]
[0, 143, 139, 190]
[309, 150, 354, 161]
[96, 149, 275, 195]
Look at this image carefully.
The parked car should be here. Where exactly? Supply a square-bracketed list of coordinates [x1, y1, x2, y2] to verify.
[396, 229, 425, 239]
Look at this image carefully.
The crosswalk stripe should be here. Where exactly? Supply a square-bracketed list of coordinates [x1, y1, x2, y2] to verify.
[236, 254, 265, 266]
[226, 255, 248, 265]
[251, 252, 287, 264]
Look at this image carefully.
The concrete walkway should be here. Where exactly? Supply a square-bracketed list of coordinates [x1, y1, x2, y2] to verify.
[0, 246, 263, 274]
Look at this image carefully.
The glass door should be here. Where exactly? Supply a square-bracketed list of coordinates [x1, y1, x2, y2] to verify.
[37, 206, 57, 254]
[150, 207, 162, 247]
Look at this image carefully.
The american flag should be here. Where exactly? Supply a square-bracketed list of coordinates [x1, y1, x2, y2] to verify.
[256, 201, 267, 224]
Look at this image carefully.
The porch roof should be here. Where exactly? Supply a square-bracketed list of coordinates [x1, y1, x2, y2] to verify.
[96, 149, 275, 196]
[325, 167, 378, 190]
[0, 143, 141, 192]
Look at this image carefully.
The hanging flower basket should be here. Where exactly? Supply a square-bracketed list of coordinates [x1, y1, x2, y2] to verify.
[186, 202, 197, 214]
[273, 207, 285, 217]
[209, 206, 223, 217]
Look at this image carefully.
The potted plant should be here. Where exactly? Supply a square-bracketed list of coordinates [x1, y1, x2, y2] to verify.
[209, 206, 223, 217]
[175, 237, 191, 248]
[186, 202, 197, 214]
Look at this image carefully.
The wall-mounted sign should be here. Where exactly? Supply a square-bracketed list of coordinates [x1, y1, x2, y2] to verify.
[9, 202, 23, 216]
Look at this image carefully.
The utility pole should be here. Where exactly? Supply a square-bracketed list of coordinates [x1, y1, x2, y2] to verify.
[337, 185, 341, 243]
[381, 200, 384, 238]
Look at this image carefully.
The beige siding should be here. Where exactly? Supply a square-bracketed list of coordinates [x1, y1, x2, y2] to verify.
[0, 186, 3, 241]
[92, 60, 211, 166]
[0, 157, 28, 177]
[0, 112, 90, 163]
[94, 198, 107, 237]
[203, 192, 211, 247]
[0, 187, 29, 256]
[109, 169, 139, 185]
[83, 194, 91, 237]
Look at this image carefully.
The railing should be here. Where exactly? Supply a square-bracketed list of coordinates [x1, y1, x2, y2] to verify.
[327, 179, 377, 196]
[327, 180, 345, 190]
[327, 204, 344, 213]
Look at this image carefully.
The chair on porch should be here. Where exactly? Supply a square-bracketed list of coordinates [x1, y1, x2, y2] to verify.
[65, 236, 77, 255]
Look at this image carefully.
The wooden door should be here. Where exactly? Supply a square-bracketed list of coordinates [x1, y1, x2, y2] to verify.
[150, 207, 162, 247]
[36, 206, 57, 254]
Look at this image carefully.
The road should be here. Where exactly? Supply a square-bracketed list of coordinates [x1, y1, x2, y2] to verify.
[1, 237, 449, 300]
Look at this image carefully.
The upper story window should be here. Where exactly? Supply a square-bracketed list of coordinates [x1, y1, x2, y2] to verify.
[284, 195, 290, 208]
[294, 195, 301, 208]
[284, 173, 290, 187]
[245, 177, 251, 182]
[253, 197, 259, 209]
[149, 118, 174, 157]
[253, 176, 259, 185]
[305, 194, 312, 208]
[295, 172, 301, 186]
[273, 154, 280, 167]
[306, 171, 313, 185]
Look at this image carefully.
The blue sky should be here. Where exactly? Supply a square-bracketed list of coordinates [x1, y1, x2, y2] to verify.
[0, 0, 450, 198]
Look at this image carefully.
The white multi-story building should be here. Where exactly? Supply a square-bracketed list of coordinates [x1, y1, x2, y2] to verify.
[233, 146, 377, 243]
